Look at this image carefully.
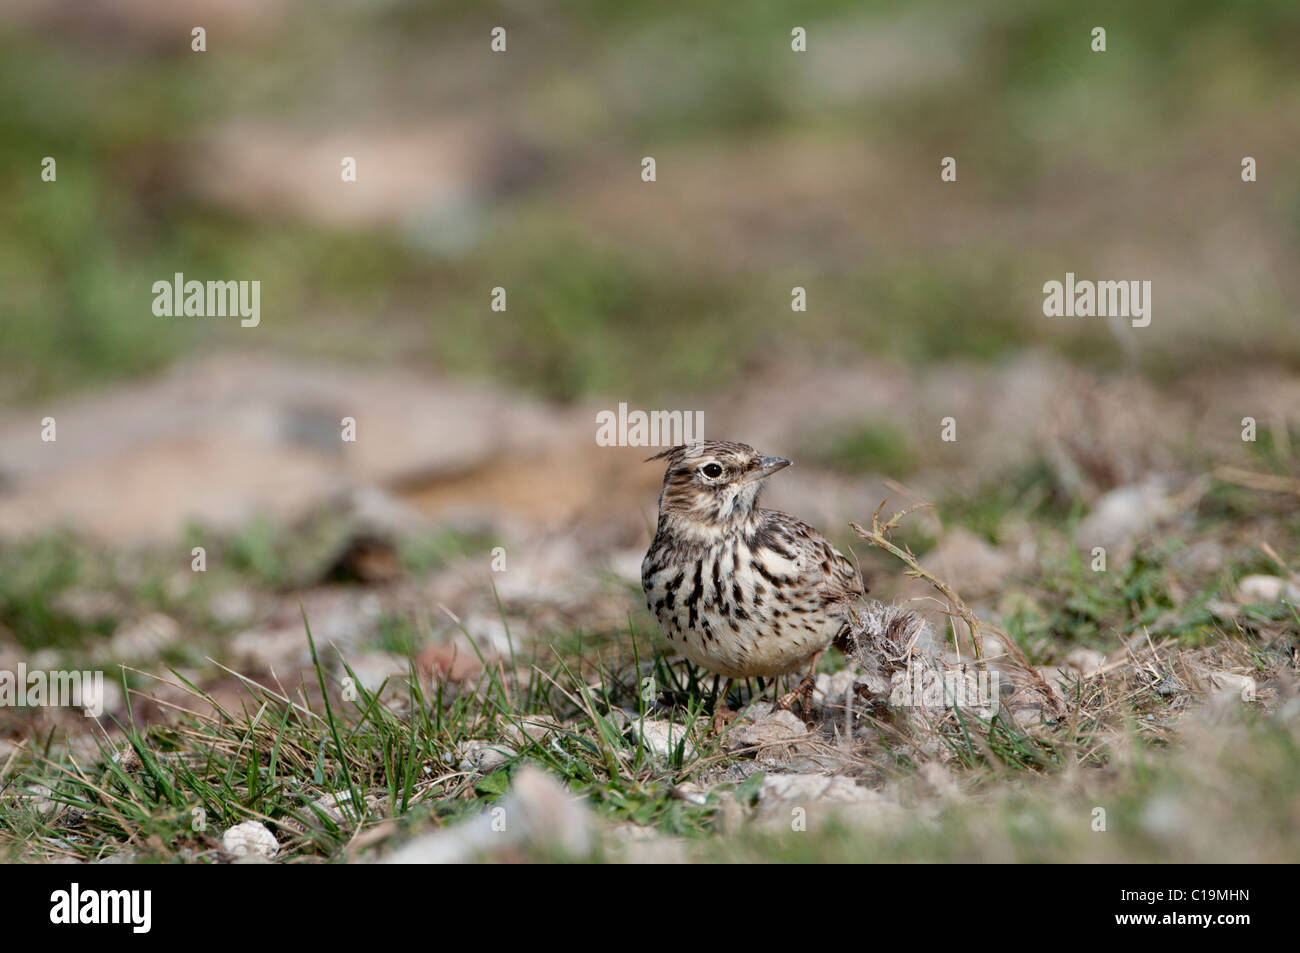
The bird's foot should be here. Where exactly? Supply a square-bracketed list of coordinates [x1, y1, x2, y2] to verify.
[774, 674, 817, 719]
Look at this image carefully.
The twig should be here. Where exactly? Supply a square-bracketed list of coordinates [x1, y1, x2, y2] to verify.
[851, 499, 983, 659]
[851, 500, 1066, 718]
[1214, 465, 1300, 498]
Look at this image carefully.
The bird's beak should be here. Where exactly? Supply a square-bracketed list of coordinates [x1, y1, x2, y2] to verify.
[742, 455, 792, 484]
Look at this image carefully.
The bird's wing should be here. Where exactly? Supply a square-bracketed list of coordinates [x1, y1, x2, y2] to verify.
[760, 512, 865, 607]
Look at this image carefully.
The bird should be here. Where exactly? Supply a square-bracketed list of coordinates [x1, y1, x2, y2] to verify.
[641, 440, 865, 732]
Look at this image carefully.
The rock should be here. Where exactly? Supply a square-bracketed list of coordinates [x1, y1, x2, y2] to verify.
[725, 709, 845, 771]
[1154, 675, 1185, 696]
[726, 709, 808, 753]
[340, 486, 427, 539]
[322, 534, 402, 584]
[221, 821, 279, 859]
[449, 614, 516, 659]
[1035, 666, 1070, 704]
[1169, 540, 1224, 575]
[754, 774, 904, 829]
[607, 827, 690, 864]
[345, 652, 409, 695]
[23, 784, 60, 816]
[1237, 575, 1300, 604]
[383, 765, 593, 863]
[502, 718, 562, 747]
[108, 613, 180, 660]
[416, 639, 485, 684]
[229, 625, 309, 671]
[1075, 478, 1175, 556]
[1206, 600, 1241, 621]
[1063, 648, 1106, 677]
[188, 121, 540, 245]
[0, 354, 578, 545]
[1140, 794, 1189, 839]
[209, 588, 256, 627]
[629, 719, 697, 760]
[307, 791, 380, 827]
[760, 773, 862, 804]
[812, 669, 857, 711]
[50, 589, 122, 623]
[453, 740, 517, 773]
[1206, 672, 1257, 704]
[919, 528, 1012, 597]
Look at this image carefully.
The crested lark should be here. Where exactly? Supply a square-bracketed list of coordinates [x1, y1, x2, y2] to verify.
[641, 440, 864, 731]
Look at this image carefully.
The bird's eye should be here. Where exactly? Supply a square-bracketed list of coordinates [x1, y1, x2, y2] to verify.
[701, 463, 723, 479]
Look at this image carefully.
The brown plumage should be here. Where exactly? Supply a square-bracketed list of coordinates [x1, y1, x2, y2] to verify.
[641, 440, 864, 728]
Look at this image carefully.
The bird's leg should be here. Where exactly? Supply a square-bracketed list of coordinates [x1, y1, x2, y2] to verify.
[775, 651, 823, 718]
[711, 678, 736, 735]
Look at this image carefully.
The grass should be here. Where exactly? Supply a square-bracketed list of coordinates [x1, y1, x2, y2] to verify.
[694, 712, 1300, 863]
[0, 618, 734, 861]
[3, 0, 1300, 864]
[4, 1, 1298, 405]
[1, 490, 1295, 863]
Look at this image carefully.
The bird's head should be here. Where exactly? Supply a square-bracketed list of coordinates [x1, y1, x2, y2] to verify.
[647, 440, 791, 538]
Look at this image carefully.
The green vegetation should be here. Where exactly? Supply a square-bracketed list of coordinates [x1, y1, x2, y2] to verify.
[4, 1, 1298, 404]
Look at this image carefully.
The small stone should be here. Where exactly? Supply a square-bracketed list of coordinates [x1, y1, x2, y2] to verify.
[1237, 575, 1299, 604]
[416, 639, 484, 684]
[1075, 478, 1174, 555]
[346, 652, 408, 694]
[502, 718, 562, 747]
[383, 765, 593, 863]
[1140, 794, 1188, 838]
[108, 613, 180, 660]
[629, 719, 697, 760]
[811, 669, 857, 710]
[229, 625, 307, 670]
[209, 588, 256, 626]
[726, 709, 807, 752]
[1063, 648, 1106, 677]
[1206, 600, 1240, 621]
[1206, 672, 1256, 704]
[1154, 675, 1185, 696]
[221, 820, 279, 859]
[454, 739, 516, 773]
[307, 791, 379, 826]
[919, 528, 1012, 597]
[50, 589, 122, 623]
[754, 773, 903, 829]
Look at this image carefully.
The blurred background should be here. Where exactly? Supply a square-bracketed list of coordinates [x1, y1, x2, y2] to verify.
[1, 0, 1299, 728]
